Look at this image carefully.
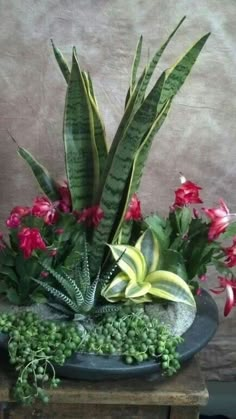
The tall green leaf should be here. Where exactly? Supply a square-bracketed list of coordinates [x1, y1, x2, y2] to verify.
[90, 72, 166, 273]
[133, 16, 186, 112]
[82, 71, 108, 178]
[18, 147, 60, 201]
[113, 100, 171, 244]
[63, 48, 99, 210]
[51, 39, 70, 83]
[157, 32, 210, 112]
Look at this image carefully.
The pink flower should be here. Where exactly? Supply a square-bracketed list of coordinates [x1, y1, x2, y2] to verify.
[6, 213, 21, 228]
[211, 276, 236, 317]
[174, 177, 203, 207]
[18, 227, 46, 259]
[58, 181, 72, 213]
[196, 288, 202, 296]
[77, 205, 104, 227]
[125, 194, 142, 221]
[32, 196, 58, 225]
[224, 238, 236, 267]
[6, 206, 31, 228]
[203, 199, 236, 240]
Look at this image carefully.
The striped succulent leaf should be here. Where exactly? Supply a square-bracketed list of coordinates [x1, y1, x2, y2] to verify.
[146, 270, 196, 306]
[40, 261, 83, 303]
[51, 39, 70, 83]
[101, 272, 129, 302]
[63, 47, 99, 210]
[33, 279, 79, 312]
[82, 71, 108, 178]
[125, 280, 151, 298]
[157, 32, 211, 113]
[81, 275, 100, 312]
[90, 72, 166, 273]
[112, 99, 172, 244]
[126, 35, 143, 104]
[18, 147, 60, 201]
[108, 244, 146, 283]
[132, 16, 186, 113]
[135, 229, 160, 274]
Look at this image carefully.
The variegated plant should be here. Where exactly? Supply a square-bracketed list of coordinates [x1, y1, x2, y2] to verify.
[102, 229, 196, 306]
[15, 17, 210, 277]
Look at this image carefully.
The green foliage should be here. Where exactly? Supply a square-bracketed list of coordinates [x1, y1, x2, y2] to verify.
[102, 229, 195, 306]
[0, 312, 83, 405]
[0, 306, 183, 405]
[15, 21, 209, 277]
[85, 305, 183, 374]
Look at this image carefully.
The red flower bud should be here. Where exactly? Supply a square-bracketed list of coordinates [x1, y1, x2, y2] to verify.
[125, 194, 142, 221]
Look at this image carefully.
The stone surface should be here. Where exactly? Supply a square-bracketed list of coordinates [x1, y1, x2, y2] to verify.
[145, 301, 196, 337]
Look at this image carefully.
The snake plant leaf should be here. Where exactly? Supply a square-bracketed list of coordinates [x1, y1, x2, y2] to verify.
[101, 272, 129, 302]
[157, 32, 210, 113]
[133, 16, 186, 112]
[51, 39, 70, 83]
[125, 279, 151, 298]
[82, 71, 108, 178]
[63, 47, 99, 210]
[18, 147, 60, 201]
[108, 244, 147, 283]
[91, 72, 166, 273]
[112, 100, 172, 244]
[125, 35, 143, 106]
[147, 270, 196, 306]
[135, 229, 160, 274]
[99, 67, 147, 196]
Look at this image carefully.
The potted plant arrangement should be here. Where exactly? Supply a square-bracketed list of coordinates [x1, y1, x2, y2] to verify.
[0, 16, 235, 405]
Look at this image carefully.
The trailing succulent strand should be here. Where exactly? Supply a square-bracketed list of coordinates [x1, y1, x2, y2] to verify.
[0, 307, 183, 405]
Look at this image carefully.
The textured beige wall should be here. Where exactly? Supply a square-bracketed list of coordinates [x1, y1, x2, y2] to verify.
[0, 0, 236, 380]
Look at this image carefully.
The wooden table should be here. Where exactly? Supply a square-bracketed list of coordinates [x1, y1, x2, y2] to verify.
[0, 355, 208, 419]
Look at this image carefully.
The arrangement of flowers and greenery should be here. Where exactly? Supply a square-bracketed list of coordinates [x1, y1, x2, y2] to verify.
[0, 17, 235, 405]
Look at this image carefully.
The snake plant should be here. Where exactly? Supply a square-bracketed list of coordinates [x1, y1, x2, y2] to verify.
[17, 17, 210, 277]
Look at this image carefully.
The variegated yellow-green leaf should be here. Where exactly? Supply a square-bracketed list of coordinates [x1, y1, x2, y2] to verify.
[125, 280, 151, 298]
[147, 270, 196, 306]
[101, 272, 129, 302]
[108, 244, 147, 283]
[135, 229, 160, 273]
[129, 295, 153, 304]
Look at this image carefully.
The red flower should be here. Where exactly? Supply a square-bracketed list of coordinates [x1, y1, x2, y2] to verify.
[40, 271, 49, 278]
[49, 248, 57, 257]
[174, 177, 203, 207]
[6, 206, 31, 228]
[77, 205, 104, 227]
[211, 276, 236, 317]
[125, 194, 142, 221]
[18, 227, 46, 259]
[224, 238, 236, 267]
[32, 196, 58, 225]
[58, 181, 72, 213]
[6, 213, 21, 228]
[203, 199, 236, 240]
